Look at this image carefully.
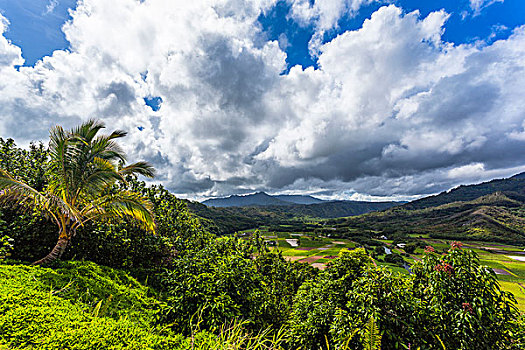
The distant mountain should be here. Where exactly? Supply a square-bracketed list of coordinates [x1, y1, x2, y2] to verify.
[266, 200, 401, 219]
[188, 198, 401, 234]
[512, 172, 525, 180]
[327, 173, 525, 244]
[202, 192, 289, 207]
[273, 194, 325, 205]
[404, 173, 525, 210]
[201, 191, 324, 207]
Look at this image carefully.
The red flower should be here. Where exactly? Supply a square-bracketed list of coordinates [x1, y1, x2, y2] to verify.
[462, 302, 473, 314]
[451, 241, 463, 250]
[435, 263, 454, 275]
[424, 246, 435, 253]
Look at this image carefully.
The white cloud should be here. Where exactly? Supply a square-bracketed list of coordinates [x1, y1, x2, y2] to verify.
[469, 0, 504, 17]
[289, 0, 380, 30]
[0, 15, 24, 67]
[0, 2, 524, 200]
[44, 0, 59, 15]
[288, 0, 387, 55]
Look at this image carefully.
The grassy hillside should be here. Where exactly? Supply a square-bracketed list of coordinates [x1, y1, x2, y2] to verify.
[328, 192, 525, 243]
[404, 174, 525, 210]
[0, 261, 288, 350]
[0, 262, 184, 349]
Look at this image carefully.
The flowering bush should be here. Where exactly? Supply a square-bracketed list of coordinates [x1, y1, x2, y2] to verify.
[412, 244, 518, 349]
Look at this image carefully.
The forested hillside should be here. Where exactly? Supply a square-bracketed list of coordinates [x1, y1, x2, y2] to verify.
[404, 174, 525, 210]
[188, 199, 401, 234]
[328, 175, 525, 244]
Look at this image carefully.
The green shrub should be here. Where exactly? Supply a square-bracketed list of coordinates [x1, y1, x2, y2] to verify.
[288, 249, 372, 349]
[0, 235, 13, 260]
[403, 242, 417, 254]
[383, 252, 405, 266]
[158, 237, 267, 333]
[253, 251, 318, 330]
[156, 236, 318, 335]
[289, 246, 521, 350]
[411, 243, 519, 349]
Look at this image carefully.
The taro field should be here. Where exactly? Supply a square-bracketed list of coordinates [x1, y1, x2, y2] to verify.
[240, 225, 525, 311]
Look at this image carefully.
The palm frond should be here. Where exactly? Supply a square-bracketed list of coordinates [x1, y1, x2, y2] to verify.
[48, 125, 85, 201]
[70, 119, 105, 142]
[0, 169, 45, 208]
[119, 161, 156, 178]
[108, 130, 127, 139]
[91, 136, 127, 163]
[73, 157, 124, 201]
[81, 190, 155, 232]
[0, 169, 79, 223]
[48, 121, 129, 201]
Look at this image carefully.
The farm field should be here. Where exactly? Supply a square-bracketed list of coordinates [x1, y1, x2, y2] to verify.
[245, 225, 525, 311]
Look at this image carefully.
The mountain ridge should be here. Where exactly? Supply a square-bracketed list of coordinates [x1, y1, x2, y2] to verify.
[202, 191, 328, 207]
[327, 172, 525, 243]
[188, 198, 402, 234]
[202, 192, 290, 207]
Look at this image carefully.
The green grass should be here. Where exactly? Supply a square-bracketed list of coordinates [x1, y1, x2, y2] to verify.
[0, 262, 289, 350]
[277, 249, 311, 257]
[0, 263, 185, 349]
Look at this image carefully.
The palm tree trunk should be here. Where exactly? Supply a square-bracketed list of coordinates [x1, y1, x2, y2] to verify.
[32, 237, 69, 266]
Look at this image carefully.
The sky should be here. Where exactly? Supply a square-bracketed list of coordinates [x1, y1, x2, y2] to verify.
[0, 0, 524, 201]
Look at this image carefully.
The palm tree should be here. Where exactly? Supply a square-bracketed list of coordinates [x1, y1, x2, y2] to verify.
[0, 119, 156, 265]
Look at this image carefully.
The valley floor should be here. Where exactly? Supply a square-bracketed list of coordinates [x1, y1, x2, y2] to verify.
[243, 226, 525, 311]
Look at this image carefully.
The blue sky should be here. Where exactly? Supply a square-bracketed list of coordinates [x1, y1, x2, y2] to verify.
[2, 0, 524, 68]
[0, 0, 75, 66]
[0, 0, 524, 200]
[261, 0, 525, 68]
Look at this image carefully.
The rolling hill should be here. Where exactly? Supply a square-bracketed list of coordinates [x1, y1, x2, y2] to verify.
[326, 173, 525, 243]
[403, 173, 525, 210]
[188, 199, 402, 234]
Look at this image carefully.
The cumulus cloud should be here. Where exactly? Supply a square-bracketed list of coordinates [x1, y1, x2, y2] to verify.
[289, 0, 378, 30]
[0, 16, 23, 67]
[0, 2, 524, 200]
[288, 0, 386, 55]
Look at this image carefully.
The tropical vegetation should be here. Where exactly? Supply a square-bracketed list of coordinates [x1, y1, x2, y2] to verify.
[0, 120, 155, 265]
[1, 122, 525, 349]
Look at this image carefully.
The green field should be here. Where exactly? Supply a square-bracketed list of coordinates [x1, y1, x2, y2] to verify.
[253, 226, 525, 311]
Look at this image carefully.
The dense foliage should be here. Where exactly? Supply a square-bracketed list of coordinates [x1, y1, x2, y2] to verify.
[157, 236, 317, 333]
[289, 246, 521, 349]
[0, 136, 205, 268]
[2, 245, 523, 349]
[0, 121, 156, 265]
